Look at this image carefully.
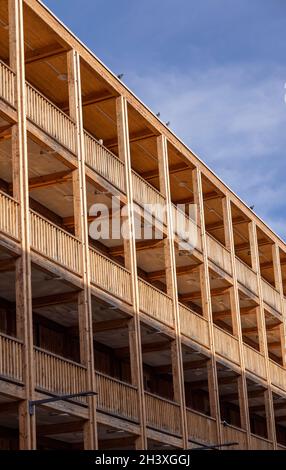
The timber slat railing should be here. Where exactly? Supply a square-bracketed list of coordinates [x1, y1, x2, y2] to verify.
[0, 191, 19, 240]
[269, 360, 286, 390]
[0, 60, 15, 106]
[171, 204, 202, 252]
[206, 233, 232, 275]
[0, 333, 23, 382]
[34, 347, 87, 402]
[261, 278, 281, 313]
[84, 130, 126, 192]
[243, 344, 266, 379]
[26, 82, 76, 153]
[95, 371, 138, 422]
[89, 247, 132, 303]
[213, 326, 240, 364]
[187, 409, 217, 445]
[250, 434, 273, 450]
[179, 304, 209, 348]
[236, 257, 258, 295]
[132, 170, 166, 223]
[145, 392, 181, 435]
[220, 423, 247, 449]
[30, 210, 81, 274]
[138, 278, 174, 327]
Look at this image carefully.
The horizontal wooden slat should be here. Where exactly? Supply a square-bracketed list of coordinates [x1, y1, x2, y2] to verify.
[206, 234, 232, 274]
[213, 326, 239, 364]
[250, 434, 273, 450]
[269, 360, 286, 390]
[261, 278, 281, 313]
[243, 344, 266, 379]
[179, 304, 209, 347]
[138, 278, 174, 327]
[236, 257, 258, 295]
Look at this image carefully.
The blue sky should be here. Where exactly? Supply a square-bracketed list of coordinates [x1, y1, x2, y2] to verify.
[44, 0, 286, 240]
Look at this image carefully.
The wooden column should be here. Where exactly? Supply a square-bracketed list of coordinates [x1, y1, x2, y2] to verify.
[192, 168, 221, 445]
[222, 196, 251, 448]
[272, 244, 286, 367]
[9, 0, 36, 450]
[157, 135, 188, 449]
[116, 96, 147, 449]
[249, 221, 277, 448]
[67, 50, 97, 449]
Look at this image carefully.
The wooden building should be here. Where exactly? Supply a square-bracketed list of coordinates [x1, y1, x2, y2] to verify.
[0, 0, 285, 450]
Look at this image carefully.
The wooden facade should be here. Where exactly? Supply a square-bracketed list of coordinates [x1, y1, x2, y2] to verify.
[0, 0, 285, 450]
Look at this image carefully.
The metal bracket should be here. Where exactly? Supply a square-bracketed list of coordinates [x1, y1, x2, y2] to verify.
[29, 391, 97, 415]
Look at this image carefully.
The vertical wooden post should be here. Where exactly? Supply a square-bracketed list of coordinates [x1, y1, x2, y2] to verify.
[272, 244, 286, 367]
[222, 196, 251, 447]
[9, 0, 36, 450]
[67, 50, 97, 450]
[248, 221, 277, 448]
[192, 168, 221, 445]
[157, 135, 188, 449]
[116, 96, 147, 449]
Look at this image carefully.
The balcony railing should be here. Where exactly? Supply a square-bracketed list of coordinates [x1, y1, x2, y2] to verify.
[84, 130, 126, 192]
[0, 191, 19, 240]
[206, 234, 232, 275]
[250, 434, 273, 450]
[261, 278, 281, 313]
[0, 60, 15, 106]
[220, 423, 247, 450]
[26, 82, 76, 153]
[95, 371, 138, 422]
[138, 278, 174, 327]
[213, 326, 240, 364]
[179, 304, 209, 348]
[145, 392, 181, 435]
[89, 248, 132, 303]
[0, 333, 22, 382]
[269, 360, 286, 390]
[34, 347, 87, 402]
[243, 344, 266, 379]
[132, 170, 166, 223]
[236, 257, 258, 295]
[187, 409, 217, 445]
[171, 204, 202, 252]
[30, 210, 82, 274]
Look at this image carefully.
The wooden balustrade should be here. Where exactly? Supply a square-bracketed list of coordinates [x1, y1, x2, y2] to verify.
[84, 130, 125, 192]
[261, 278, 281, 313]
[220, 424, 247, 449]
[187, 409, 217, 445]
[89, 248, 132, 303]
[132, 170, 166, 222]
[34, 348, 87, 401]
[145, 392, 181, 435]
[95, 371, 138, 422]
[0, 333, 22, 382]
[0, 60, 15, 106]
[269, 360, 286, 390]
[236, 257, 258, 295]
[172, 204, 202, 252]
[30, 210, 81, 273]
[138, 279, 174, 327]
[26, 83, 76, 153]
[250, 434, 273, 450]
[243, 344, 266, 379]
[213, 326, 239, 364]
[0, 191, 19, 240]
[179, 304, 209, 348]
[206, 234, 232, 275]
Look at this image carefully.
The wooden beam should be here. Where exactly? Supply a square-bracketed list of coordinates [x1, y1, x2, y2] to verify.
[223, 389, 265, 402]
[8, 170, 72, 193]
[105, 129, 156, 149]
[37, 420, 85, 436]
[251, 402, 286, 413]
[0, 124, 13, 141]
[235, 239, 271, 254]
[99, 436, 136, 450]
[25, 43, 67, 64]
[155, 359, 207, 374]
[32, 291, 80, 308]
[174, 190, 221, 206]
[0, 257, 16, 272]
[109, 239, 164, 257]
[93, 317, 129, 333]
[268, 341, 282, 350]
[191, 375, 238, 390]
[147, 264, 200, 282]
[116, 341, 171, 358]
[60, 90, 116, 112]
[180, 286, 230, 302]
[213, 307, 256, 321]
[140, 162, 189, 181]
[206, 216, 246, 232]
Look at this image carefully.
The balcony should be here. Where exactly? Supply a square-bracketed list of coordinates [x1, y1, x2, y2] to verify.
[261, 278, 281, 313]
[243, 344, 266, 380]
[0, 333, 23, 383]
[138, 278, 174, 327]
[171, 204, 202, 252]
[89, 247, 132, 304]
[213, 326, 240, 364]
[132, 170, 166, 223]
[206, 233, 232, 275]
[187, 408, 217, 445]
[220, 423, 247, 449]
[30, 210, 82, 274]
[95, 371, 139, 422]
[0, 190, 19, 241]
[179, 304, 210, 348]
[0, 61, 15, 107]
[269, 360, 286, 391]
[236, 257, 258, 296]
[250, 434, 273, 450]
[145, 392, 181, 436]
